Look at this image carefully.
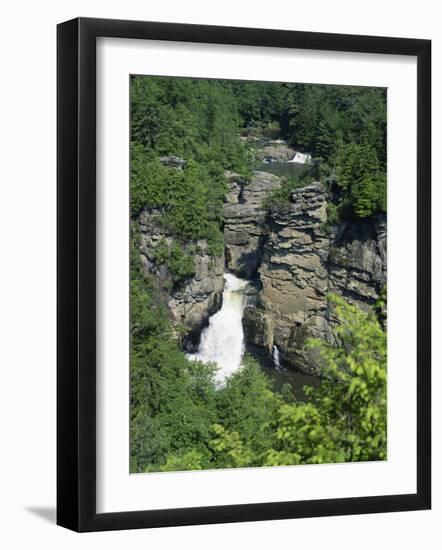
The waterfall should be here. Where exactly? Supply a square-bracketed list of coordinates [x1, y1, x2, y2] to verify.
[272, 345, 282, 370]
[189, 273, 248, 384]
[288, 151, 312, 164]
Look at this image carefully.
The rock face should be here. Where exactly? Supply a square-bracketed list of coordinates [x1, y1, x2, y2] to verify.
[138, 208, 224, 349]
[328, 217, 387, 306]
[159, 155, 187, 169]
[136, 161, 386, 374]
[256, 140, 297, 162]
[240, 182, 387, 374]
[223, 171, 281, 278]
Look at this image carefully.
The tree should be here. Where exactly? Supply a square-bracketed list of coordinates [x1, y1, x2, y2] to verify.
[208, 296, 387, 468]
[336, 141, 386, 218]
[267, 295, 387, 465]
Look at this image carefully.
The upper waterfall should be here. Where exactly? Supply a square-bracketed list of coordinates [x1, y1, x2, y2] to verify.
[189, 273, 248, 384]
[288, 151, 312, 164]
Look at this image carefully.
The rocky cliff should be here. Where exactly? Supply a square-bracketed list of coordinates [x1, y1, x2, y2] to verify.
[137, 207, 224, 350]
[223, 171, 281, 278]
[137, 166, 386, 375]
[226, 176, 386, 375]
[238, 183, 386, 378]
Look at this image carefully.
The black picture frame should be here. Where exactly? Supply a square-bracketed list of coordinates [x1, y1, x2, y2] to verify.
[57, 17, 431, 532]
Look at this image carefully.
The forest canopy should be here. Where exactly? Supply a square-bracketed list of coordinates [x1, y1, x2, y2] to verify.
[130, 76, 387, 236]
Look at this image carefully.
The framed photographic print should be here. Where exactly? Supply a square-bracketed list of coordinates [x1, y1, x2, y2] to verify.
[57, 17, 431, 532]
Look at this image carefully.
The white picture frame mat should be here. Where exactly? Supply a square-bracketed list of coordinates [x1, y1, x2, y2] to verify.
[96, 37, 417, 513]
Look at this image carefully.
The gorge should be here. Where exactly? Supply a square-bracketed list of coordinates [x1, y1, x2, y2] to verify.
[137, 154, 386, 388]
[129, 76, 388, 472]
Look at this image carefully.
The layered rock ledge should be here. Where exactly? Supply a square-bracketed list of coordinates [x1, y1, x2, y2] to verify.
[137, 164, 386, 375]
[241, 182, 386, 374]
[138, 208, 224, 348]
[223, 171, 281, 278]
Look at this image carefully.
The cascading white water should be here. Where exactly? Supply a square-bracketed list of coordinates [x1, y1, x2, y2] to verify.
[288, 151, 312, 164]
[189, 273, 248, 384]
[272, 345, 282, 370]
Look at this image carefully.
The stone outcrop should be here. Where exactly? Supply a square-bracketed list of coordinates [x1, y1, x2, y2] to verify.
[241, 182, 387, 374]
[223, 171, 281, 278]
[328, 217, 387, 306]
[255, 140, 297, 162]
[159, 155, 187, 169]
[138, 208, 224, 349]
[136, 157, 386, 375]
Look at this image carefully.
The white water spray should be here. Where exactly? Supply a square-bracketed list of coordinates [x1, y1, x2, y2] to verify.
[272, 345, 282, 370]
[288, 151, 312, 164]
[189, 273, 248, 384]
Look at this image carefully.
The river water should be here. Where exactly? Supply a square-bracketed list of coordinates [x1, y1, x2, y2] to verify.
[189, 273, 319, 398]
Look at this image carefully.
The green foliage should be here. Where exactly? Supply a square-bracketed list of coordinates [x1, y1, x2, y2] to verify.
[153, 240, 194, 287]
[232, 81, 387, 219]
[160, 449, 209, 472]
[209, 424, 255, 469]
[131, 75, 252, 175]
[130, 76, 254, 262]
[283, 84, 386, 219]
[203, 295, 387, 469]
[215, 357, 283, 459]
[130, 230, 217, 472]
[263, 172, 313, 209]
[130, 145, 228, 253]
[286, 84, 386, 164]
[375, 285, 387, 326]
[129, 76, 388, 473]
[319, 202, 341, 234]
[272, 295, 387, 465]
[131, 278, 387, 471]
[335, 141, 387, 218]
[131, 75, 386, 247]
[231, 81, 290, 130]
[326, 202, 340, 225]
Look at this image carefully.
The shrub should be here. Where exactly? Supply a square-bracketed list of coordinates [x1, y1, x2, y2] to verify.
[153, 240, 195, 287]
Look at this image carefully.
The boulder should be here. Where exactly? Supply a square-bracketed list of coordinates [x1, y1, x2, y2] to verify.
[256, 141, 297, 162]
[159, 156, 187, 169]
